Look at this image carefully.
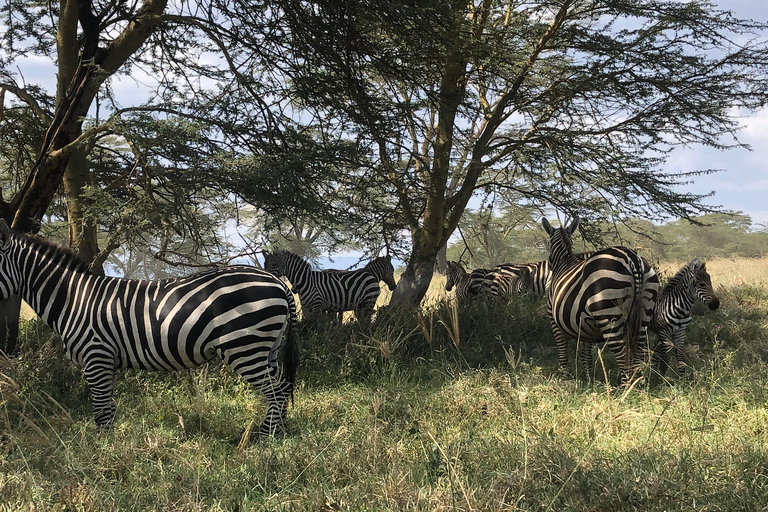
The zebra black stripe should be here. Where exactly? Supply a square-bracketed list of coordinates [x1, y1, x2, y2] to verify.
[542, 216, 659, 383]
[0, 222, 299, 437]
[264, 249, 381, 320]
[651, 258, 720, 376]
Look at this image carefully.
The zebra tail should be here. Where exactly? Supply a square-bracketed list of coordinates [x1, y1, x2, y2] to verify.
[283, 292, 301, 400]
[625, 258, 646, 369]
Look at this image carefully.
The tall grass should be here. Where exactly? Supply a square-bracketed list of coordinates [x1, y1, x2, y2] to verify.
[1, 259, 768, 511]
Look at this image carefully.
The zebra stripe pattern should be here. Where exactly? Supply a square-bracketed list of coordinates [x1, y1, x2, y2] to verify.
[264, 249, 381, 320]
[542, 216, 659, 383]
[445, 261, 491, 300]
[364, 255, 397, 291]
[445, 261, 532, 299]
[0, 221, 299, 437]
[651, 258, 720, 376]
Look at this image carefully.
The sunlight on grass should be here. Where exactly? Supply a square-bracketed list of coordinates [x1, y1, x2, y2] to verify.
[2, 258, 768, 510]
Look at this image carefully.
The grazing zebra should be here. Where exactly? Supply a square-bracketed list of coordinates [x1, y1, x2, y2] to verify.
[485, 262, 540, 296]
[651, 258, 720, 376]
[445, 261, 491, 299]
[0, 221, 299, 437]
[542, 216, 659, 383]
[445, 261, 532, 299]
[264, 249, 381, 320]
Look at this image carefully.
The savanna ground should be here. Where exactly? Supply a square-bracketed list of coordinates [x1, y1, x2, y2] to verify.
[1, 257, 768, 511]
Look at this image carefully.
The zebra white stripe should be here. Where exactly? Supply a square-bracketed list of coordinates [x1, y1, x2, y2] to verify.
[264, 249, 381, 320]
[542, 216, 659, 383]
[651, 258, 720, 375]
[0, 222, 299, 437]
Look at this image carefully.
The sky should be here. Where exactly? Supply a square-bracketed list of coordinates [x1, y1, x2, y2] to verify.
[662, 0, 768, 224]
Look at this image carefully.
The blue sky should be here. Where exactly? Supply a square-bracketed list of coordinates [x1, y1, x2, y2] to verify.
[666, 0, 768, 224]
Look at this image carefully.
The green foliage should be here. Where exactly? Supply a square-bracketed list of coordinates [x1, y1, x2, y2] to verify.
[451, 210, 768, 268]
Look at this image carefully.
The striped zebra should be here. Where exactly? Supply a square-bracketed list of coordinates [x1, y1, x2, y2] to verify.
[445, 261, 532, 299]
[651, 258, 720, 376]
[323, 255, 397, 292]
[445, 261, 491, 299]
[0, 221, 299, 437]
[542, 216, 659, 383]
[264, 249, 381, 320]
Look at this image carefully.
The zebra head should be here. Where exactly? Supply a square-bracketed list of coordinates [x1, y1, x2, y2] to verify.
[513, 267, 534, 295]
[0, 220, 18, 299]
[690, 259, 720, 311]
[445, 261, 467, 292]
[263, 250, 287, 278]
[366, 255, 397, 291]
[541, 215, 580, 268]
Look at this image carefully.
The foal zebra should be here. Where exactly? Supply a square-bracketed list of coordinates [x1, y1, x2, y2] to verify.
[651, 258, 720, 376]
[264, 249, 381, 320]
[0, 221, 299, 436]
[542, 216, 658, 383]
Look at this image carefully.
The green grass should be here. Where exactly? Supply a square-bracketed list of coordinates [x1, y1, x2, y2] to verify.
[2, 281, 768, 511]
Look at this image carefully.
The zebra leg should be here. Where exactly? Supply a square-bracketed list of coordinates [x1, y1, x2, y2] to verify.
[652, 329, 674, 377]
[577, 341, 594, 380]
[550, 320, 571, 371]
[256, 372, 293, 437]
[83, 357, 117, 430]
[672, 330, 688, 375]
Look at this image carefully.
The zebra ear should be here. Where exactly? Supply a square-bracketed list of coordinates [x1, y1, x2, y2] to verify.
[566, 214, 580, 236]
[541, 217, 554, 235]
[0, 220, 10, 249]
[691, 258, 702, 271]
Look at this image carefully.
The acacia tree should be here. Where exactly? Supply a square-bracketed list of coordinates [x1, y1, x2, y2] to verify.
[264, 0, 768, 306]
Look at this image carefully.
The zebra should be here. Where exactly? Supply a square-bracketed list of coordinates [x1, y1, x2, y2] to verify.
[445, 261, 491, 300]
[0, 221, 299, 437]
[364, 255, 397, 291]
[484, 262, 541, 296]
[445, 261, 532, 299]
[323, 255, 397, 292]
[264, 249, 381, 320]
[542, 216, 659, 383]
[651, 258, 720, 376]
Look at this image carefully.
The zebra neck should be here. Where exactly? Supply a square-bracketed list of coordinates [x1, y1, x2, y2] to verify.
[549, 253, 579, 275]
[16, 249, 95, 332]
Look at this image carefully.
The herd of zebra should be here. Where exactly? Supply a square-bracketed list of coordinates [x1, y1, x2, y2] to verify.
[0, 215, 719, 439]
[448, 216, 720, 383]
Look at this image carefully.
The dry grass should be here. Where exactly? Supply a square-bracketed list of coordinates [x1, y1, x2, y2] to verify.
[658, 256, 768, 289]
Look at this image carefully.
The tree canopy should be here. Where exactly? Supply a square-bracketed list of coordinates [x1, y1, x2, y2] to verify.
[1, 0, 768, 313]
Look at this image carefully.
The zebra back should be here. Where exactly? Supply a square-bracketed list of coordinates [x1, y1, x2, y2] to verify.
[264, 249, 381, 317]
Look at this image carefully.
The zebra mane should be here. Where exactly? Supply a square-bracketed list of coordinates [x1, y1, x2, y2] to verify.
[662, 261, 698, 296]
[18, 231, 93, 275]
[273, 249, 313, 272]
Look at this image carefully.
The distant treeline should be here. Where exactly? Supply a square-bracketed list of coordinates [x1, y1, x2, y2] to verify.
[447, 212, 768, 268]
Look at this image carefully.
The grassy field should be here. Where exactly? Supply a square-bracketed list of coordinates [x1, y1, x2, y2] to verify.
[2, 257, 768, 511]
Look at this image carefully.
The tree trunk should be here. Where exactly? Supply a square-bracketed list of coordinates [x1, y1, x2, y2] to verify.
[64, 145, 105, 275]
[390, 229, 442, 307]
